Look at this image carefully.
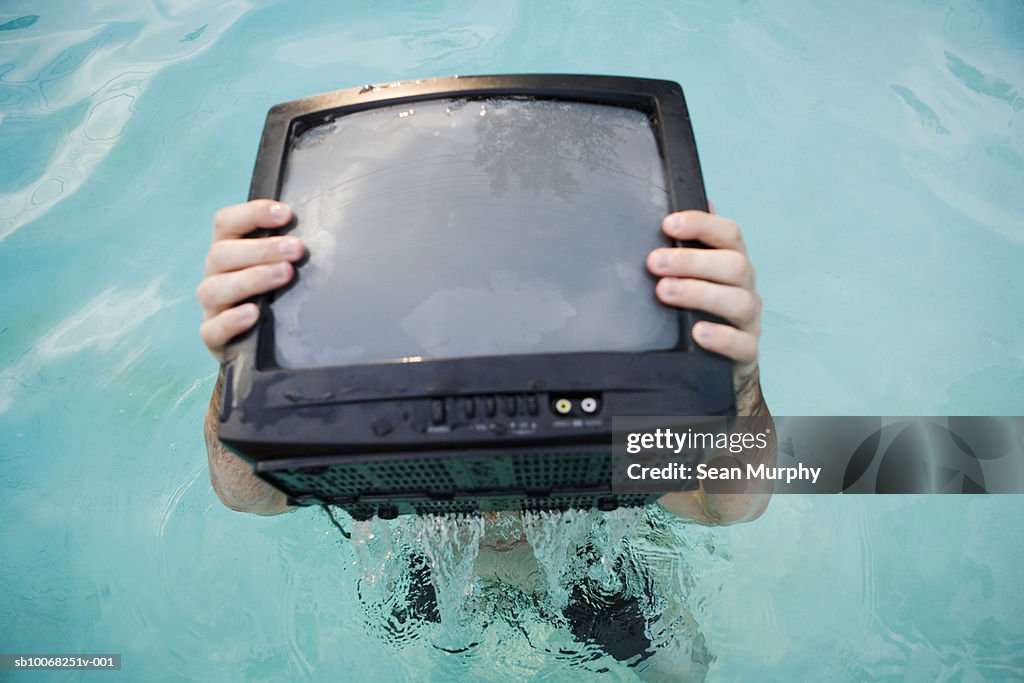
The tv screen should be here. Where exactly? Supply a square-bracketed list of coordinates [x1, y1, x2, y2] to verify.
[273, 97, 677, 368]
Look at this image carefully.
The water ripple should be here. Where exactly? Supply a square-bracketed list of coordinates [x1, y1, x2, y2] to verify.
[0, 278, 175, 414]
[0, 1, 254, 243]
[0, 15, 38, 32]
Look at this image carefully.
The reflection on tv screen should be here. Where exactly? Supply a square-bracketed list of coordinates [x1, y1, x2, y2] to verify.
[274, 98, 677, 368]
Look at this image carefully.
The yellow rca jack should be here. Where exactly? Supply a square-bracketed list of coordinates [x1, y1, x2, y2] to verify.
[553, 398, 573, 415]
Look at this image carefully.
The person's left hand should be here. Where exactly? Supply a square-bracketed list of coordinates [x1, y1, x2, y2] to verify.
[646, 208, 766, 415]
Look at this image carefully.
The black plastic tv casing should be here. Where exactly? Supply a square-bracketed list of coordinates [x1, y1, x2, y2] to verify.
[218, 74, 736, 520]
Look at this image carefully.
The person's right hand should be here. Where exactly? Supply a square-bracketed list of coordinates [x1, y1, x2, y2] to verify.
[196, 199, 303, 363]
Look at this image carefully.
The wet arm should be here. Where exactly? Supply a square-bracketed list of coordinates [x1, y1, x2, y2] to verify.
[205, 369, 293, 515]
[656, 372, 775, 525]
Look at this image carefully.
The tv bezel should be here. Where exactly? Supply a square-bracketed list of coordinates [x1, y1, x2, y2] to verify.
[221, 74, 736, 469]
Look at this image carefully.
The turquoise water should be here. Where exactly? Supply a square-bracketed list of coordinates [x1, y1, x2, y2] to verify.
[2, 1, 1023, 680]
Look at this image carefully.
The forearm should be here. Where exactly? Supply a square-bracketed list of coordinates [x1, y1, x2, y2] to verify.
[658, 371, 775, 525]
[205, 369, 293, 515]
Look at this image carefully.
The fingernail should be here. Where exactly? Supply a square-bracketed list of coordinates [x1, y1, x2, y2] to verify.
[652, 250, 670, 270]
[662, 279, 679, 296]
[694, 323, 714, 340]
[271, 262, 290, 280]
[269, 202, 286, 221]
[671, 214, 687, 232]
[279, 238, 302, 259]
[238, 304, 258, 322]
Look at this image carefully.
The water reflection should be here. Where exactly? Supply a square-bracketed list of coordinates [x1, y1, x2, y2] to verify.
[473, 98, 627, 201]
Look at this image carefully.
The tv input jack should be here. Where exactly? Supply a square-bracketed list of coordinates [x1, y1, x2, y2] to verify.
[580, 397, 599, 414]
[553, 398, 573, 415]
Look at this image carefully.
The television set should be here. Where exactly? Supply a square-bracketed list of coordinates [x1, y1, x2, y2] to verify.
[217, 74, 736, 519]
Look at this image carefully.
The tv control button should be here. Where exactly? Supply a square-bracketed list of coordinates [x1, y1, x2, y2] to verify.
[431, 399, 446, 424]
[463, 398, 476, 418]
[504, 395, 517, 416]
[484, 396, 497, 417]
[525, 395, 539, 416]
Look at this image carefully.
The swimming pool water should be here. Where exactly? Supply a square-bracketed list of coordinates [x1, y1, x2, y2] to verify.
[1, 1, 1022, 680]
